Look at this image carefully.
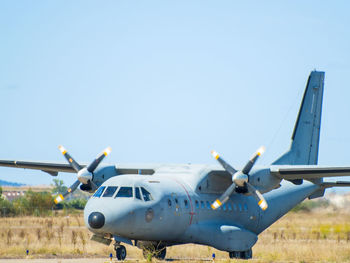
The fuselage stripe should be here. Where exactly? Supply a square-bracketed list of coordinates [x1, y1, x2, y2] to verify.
[172, 179, 194, 225]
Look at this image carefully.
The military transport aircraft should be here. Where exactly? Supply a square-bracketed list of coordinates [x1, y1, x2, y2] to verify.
[1, 70, 350, 260]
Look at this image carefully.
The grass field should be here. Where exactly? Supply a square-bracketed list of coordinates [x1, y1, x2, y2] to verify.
[1, 210, 350, 262]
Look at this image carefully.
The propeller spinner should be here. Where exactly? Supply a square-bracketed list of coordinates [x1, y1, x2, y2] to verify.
[54, 146, 112, 204]
[210, 146, 268, 211]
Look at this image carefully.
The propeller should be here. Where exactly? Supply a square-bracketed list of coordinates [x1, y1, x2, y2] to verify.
[210, 146, 268, 211]
[54, 146, 112, 204]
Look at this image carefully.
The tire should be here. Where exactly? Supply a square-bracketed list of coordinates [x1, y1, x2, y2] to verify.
[229, 251, 240, 259]
[229, 250, 252, 260]
[116, 245, 127, 260]
[155, 246, 166, 260]
[245, 248, 252, 259]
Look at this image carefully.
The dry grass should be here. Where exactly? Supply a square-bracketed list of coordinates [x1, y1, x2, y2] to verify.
[1, 211, 350, 262]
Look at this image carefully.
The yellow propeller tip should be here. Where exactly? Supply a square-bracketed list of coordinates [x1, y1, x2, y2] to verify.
[58, 145, 67, 154]
[103, 146, 112, 156]
[257, 146, 266, 156]
[54, 194, 64, 204]
[258, 200, 268, 210]
[211, 150, 219, 160]
[211, 199, 222, 210]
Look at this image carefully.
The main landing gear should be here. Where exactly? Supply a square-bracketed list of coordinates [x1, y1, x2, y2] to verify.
[229, 248, 252, 260]
[142, 243, 167, 260]
[114, 243, 126, 261]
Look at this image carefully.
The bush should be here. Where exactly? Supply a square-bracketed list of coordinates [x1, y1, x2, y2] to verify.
[11, 190, 54, 216]
[0, 197, 16, 216]
[63, 199, 87, 210]
[291, 199, 329, 213]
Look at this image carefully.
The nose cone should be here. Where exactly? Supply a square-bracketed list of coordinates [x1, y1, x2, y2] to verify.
[88, 212, 105, 229]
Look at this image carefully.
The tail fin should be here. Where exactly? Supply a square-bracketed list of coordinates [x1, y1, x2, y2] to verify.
[273, 71, 325, 165]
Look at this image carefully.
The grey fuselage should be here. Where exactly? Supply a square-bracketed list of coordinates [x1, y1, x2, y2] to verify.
[84, 165, 319, 252]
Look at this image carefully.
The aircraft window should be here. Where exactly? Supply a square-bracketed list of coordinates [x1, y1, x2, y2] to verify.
[184, 199, 189, 208]
[175, 198, 178, 205]
[103, 186, 118, 197]
[135, 187, 142, 200]
[115, 187, 133, 198]
[223, 203, 227, 211]
[93, 186, 106, 198]
[141, 187, 153, 201]
[238, 204, 242, 212]
[200, 201, 205, 209]
[195, 200, 199, 209]
[233, 203, 237, 211]
[228, 202, 232, 211]
[206, 201, 210, 209]
[244, 204, 248, 212]
[168, 199, 172, 207]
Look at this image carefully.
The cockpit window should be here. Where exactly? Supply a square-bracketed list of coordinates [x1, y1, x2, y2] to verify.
[103, 186, 118, 197]
[93, 186, 106, 198]
[115, 187, 133, 198]
[141, 187, 153, 201]
[135, 187, 142, 200]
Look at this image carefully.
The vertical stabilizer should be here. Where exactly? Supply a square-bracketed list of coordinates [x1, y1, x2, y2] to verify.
[273, 71, 325, 165]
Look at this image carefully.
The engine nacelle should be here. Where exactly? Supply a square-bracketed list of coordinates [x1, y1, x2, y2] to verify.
[76, 165, 119, 193]
[80, 183, 93, 192]
[248, 168, 281, 193]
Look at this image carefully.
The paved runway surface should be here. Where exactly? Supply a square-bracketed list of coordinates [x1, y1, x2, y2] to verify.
[0, 259, 123, 263]
[0, 258, 215, 263]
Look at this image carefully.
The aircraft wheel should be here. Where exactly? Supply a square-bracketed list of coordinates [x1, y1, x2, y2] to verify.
[115, 245, 127, 261]
[229, 251, 240, 259]
[142, 245, 166, 260]
[155, 246, 166, 260]
[244, 248, 252, 259]
[229, 249, 252, 260]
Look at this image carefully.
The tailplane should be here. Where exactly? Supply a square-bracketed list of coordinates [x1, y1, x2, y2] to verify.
[273, 71, 325, 166]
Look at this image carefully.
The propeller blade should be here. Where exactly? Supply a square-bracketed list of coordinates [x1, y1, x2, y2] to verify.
[211, 150, 237, 175]
[246, 182, 268, 211]
[54, 180, 80, 204]
[87, 147, 112, 173]
[211, 183, 236, 210]
[242, 146, 265, 175]
[58, 145, 82, 172]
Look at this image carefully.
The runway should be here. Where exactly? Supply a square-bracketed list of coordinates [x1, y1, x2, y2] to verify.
[0, 259, 121, 263]
[0, 259, 120, 263]
[0, 258, 216, 263]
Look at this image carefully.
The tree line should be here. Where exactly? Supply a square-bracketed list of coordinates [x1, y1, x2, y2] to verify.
[0, 179, 87, 217]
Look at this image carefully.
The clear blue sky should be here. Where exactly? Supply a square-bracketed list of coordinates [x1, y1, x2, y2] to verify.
[0, 1, 350, 191]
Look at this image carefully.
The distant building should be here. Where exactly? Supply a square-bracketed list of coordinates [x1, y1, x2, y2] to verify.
[1, 191, 25, 201]
[1, 185, 53, 201]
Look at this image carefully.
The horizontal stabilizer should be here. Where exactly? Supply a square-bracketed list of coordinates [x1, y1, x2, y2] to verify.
[270, 165, 350, 180]
[321, 181, 350, 188]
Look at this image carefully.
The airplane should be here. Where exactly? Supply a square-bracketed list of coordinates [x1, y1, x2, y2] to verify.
[1, 70, 350, 260]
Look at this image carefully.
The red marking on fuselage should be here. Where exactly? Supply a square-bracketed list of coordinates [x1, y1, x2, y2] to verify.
[173, 179, 196, 225]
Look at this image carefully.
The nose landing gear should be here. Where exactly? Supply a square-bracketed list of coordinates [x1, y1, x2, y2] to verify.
[114, 243, 126, 261]
[229, 248, 252, 260]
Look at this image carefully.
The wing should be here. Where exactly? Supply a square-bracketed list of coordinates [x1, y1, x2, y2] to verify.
[0, 160, 79, 175]
[270, 165, 350, 180]
[0, 160, 156, 176]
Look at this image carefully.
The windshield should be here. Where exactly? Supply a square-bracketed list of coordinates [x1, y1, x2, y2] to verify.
[95, 185, 153, 201]
[115, 187, 133, 198]
[141, 187, 153, 201]
[93, 186, 105, 197]
[103, 186, 118, 197]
